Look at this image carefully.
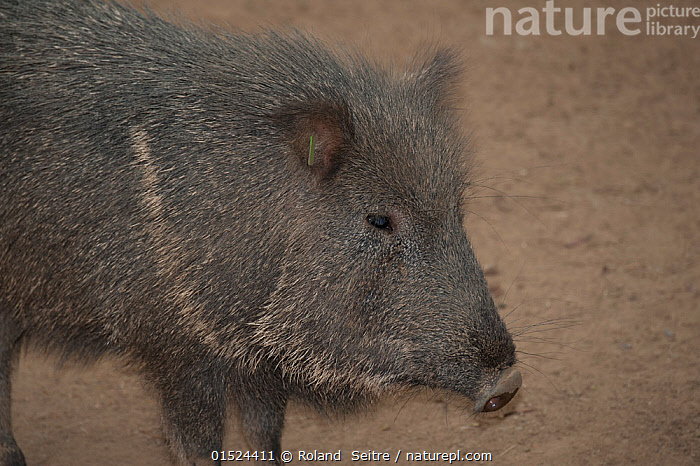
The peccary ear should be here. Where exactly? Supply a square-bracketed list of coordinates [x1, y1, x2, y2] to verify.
[272, 99, 354, 182]
[410, 47, 463, 110]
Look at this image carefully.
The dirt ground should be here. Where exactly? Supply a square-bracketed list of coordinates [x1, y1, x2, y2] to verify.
[10, 0, 699, 464]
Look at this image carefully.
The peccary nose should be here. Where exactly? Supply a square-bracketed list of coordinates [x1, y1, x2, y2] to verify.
[474, 368, 521, 413]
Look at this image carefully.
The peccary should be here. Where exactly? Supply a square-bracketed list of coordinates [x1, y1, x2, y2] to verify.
[0, 0, 521, 464]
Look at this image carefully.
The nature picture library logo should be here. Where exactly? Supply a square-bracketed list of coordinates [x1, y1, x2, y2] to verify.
[486, 1, 700, 38]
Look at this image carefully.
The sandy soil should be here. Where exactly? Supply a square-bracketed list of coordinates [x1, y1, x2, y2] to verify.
[10, 0, 699, 464]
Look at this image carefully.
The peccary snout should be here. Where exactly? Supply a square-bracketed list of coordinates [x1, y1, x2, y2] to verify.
[477, 368, 522, 413]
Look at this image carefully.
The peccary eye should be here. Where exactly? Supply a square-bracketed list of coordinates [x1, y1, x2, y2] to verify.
[366, 214, 393, 233]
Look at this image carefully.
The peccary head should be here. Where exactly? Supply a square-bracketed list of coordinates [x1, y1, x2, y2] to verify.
[247, 48, 519, 414]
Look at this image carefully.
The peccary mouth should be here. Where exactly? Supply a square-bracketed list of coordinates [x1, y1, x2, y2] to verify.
[473, 367, 522, 413]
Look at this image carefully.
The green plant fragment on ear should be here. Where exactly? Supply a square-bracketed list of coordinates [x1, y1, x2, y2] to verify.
[308, 134, 315, 166]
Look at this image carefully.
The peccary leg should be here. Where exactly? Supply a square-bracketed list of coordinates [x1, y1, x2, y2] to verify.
[155, 370, 227, 466]
[233, 378, 287, 466]
[0, 314, 25, 466]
